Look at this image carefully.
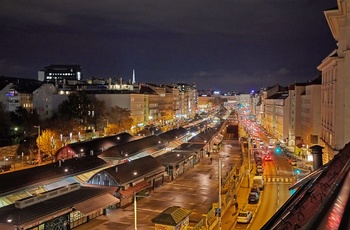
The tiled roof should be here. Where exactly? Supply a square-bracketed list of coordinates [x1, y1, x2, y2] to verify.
[151, 206, 191, 225]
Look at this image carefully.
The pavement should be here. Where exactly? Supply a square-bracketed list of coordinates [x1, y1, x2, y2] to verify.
[74, 139, 246, 230]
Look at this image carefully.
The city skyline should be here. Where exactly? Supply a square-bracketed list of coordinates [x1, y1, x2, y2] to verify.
[0, 0, 336, 92]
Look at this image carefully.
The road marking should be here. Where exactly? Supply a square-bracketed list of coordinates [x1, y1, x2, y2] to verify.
[263, 176, 295, 183]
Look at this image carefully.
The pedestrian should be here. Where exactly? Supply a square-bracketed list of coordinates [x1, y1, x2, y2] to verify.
[210, 157, 212, 163]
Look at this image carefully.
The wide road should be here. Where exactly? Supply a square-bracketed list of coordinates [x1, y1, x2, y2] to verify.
[243, 125, 297, 229]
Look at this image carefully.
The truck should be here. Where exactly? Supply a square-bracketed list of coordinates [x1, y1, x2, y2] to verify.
[253, 175, 264, 190]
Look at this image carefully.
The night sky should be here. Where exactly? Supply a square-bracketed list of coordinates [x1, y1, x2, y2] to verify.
[0, 0, 337, 92]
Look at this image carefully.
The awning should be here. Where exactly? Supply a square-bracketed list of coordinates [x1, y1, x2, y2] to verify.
[119, 181, 151, 198]
[74, 193, 120, 215]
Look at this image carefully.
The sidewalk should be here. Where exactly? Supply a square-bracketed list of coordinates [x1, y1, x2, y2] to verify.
[218, 176, 251, 229]
[215, 151, 256, 230]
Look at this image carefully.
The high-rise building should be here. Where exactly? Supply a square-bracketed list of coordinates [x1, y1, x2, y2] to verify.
[38, 65, 82, 83]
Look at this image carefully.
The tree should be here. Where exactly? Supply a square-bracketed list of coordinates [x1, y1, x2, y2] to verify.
[36, 129, 63, 160]
[46, 115, 82, 138]
[104, 106, 133, 135]
[58, 92, 91, 123]
[0, 102, 10, 136]
[10, 107, 39, 135]
[57, 92, 106, 133]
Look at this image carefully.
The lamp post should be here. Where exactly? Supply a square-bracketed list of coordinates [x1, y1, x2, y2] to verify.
[218, 155, 229, 230]
[134, 192, 150, 230]
[134, 193, 138, 230]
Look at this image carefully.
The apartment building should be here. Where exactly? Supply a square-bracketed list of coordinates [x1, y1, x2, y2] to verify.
[94, 93, 146, 132]
[265, 92, 289, 141]
[259, 84, 288, 133]
[300, 77, 322, 150]
[317, 0, 350, 163]
[175, 83, 198, 119]
[0, 77, 41, 112]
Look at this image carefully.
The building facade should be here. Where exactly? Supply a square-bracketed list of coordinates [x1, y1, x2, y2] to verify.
[38, 65, 82, 83]
[318, 0, 350, 163]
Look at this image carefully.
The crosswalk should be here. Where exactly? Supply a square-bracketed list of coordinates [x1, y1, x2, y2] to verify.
[263, 176, 295, 183]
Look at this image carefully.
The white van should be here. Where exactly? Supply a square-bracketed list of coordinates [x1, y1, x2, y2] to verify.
[253, 175, 264, 190]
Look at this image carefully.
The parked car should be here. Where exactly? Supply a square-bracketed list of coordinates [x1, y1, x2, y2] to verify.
[255, 157, 262, 165]
[290, 159, 298, 166]
[237, 210, 253, 223]
[256, 165, 264, 174]
[250, 186, 260, 196]
[248, 192, 259, 204]
[0, 164, 11, 172]
[26, 159, 39, 165]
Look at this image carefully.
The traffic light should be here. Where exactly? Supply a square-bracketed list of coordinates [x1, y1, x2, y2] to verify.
[275, 146, 282, 154]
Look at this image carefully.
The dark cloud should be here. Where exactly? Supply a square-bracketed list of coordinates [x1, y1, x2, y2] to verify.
[0, 0, 336, 92]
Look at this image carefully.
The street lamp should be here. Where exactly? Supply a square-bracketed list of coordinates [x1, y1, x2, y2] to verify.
[134, 192, 151, 230]
[218, 155, 229, 230]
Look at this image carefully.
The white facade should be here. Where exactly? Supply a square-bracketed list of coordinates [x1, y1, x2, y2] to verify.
[33, 83, 63, 120]
[318, 0, 350, 162]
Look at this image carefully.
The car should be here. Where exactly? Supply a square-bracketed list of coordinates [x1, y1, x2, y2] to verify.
[0, 164, 11, 172]
[264, 155, 272, 161]
[255, 156, 262, 164]
[290, 159, 298, 166]
[250, 186, 260, 196]
[237, 210, 253, 223]
[26, 159, 39, 165]
[256, 165, 264, 174]
[248, 192, 259, 204]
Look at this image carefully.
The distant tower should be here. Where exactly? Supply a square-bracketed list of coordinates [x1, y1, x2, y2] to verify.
[132, 69, 136, 84]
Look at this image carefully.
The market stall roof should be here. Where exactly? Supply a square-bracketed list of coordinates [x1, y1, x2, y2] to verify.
[156, 151, 196, 166]
[0, 155, 108, 196]
[0, 185, 118, 228]
[99, 135, 166, 159]
[91, 155, 165, 185]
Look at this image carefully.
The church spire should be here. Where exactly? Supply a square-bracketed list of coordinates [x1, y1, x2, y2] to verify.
[132, 69, 136, 84]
